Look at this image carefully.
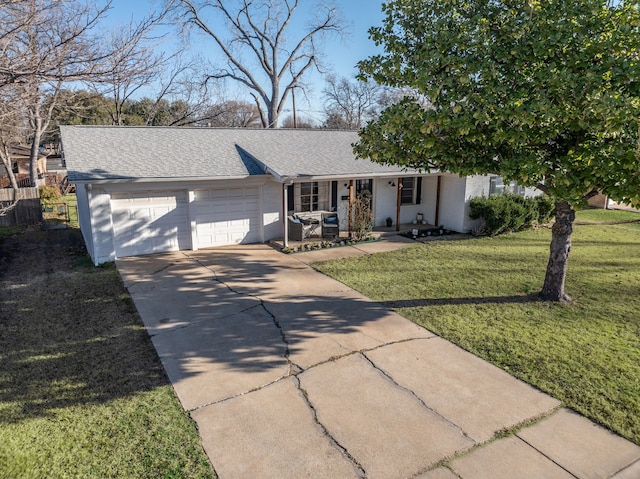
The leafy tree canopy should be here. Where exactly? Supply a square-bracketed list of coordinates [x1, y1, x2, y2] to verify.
[356, 0, 640, 208]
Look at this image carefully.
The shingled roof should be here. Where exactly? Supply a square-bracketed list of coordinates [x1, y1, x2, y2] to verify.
[60, 126, 414, 183]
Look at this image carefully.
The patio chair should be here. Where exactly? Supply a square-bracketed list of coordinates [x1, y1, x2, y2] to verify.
[288, 215, 317, 241]
[321, 212, 339, 238]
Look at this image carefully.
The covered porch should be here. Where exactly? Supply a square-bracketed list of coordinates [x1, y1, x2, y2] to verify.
[279, 173, 447, 248]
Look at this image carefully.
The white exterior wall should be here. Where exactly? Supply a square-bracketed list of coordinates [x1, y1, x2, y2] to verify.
[75, 183, 94, 262]
[461, 175, 492, 232]
[372, 178, 397, 227]
[420, 176, 439, 225]
[524, 186, 543, 198]
[83, 177, 283, 264]
[90, 186, 117, 265]
[438, 175, 470, 232]
[263, 181, 283, 241]
[371, 176, 439, 227]
[335, 182, 351, 230]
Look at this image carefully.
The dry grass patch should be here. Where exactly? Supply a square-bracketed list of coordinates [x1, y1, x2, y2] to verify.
[0, 228, 215, 479]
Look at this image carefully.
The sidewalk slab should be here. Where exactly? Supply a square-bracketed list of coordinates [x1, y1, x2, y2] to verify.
[366, 337, 560, 443]
[613, 460, 640, 479]
[517, 408, 640, 479]
[450, 436, 575, 479]
[265, 293, 433, 369]
[414, 468, 460, 479]
[117, 253, 262, 335]
[192, 378, 360, 479]
[150, 308, 290, 410]
[299, 353, 473, 479]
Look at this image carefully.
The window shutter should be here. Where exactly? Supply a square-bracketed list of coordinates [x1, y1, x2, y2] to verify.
[416, 177, 422, 204]
[331, 181, 338, 210]
[287, 185, 295, 212]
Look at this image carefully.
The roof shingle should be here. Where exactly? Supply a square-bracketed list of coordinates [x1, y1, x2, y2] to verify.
[60, 126, 414, 183]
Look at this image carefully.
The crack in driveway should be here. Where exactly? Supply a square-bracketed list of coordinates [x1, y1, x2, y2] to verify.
[361, 349, 475, 444]
[150, 252, 480, 477]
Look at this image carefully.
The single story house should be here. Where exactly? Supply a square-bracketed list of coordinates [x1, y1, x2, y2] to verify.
[60, 126, 534, 265]
[1, 145, 48, 176]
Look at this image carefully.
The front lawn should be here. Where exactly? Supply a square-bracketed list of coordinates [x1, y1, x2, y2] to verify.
[315, 209, 640, 445]
[0, 228, 215, 479]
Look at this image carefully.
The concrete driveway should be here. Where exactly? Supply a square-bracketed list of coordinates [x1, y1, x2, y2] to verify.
[117, 244, 640, 479]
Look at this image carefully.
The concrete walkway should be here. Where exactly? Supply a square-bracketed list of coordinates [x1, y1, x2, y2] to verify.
[117, 239, 640, 479]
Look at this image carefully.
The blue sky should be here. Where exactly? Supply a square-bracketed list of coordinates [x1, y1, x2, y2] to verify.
[105, 0, 386, 123]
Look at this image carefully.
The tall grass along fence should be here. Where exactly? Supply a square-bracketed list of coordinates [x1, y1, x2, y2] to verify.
[0, 188, 41, 226]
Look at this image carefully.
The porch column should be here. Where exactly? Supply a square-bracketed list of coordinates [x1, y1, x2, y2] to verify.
[348, 179, 354, 236]
[434, 175, 442, 226]
[396, 178, 402, 231]
[283, 184, 289, 248]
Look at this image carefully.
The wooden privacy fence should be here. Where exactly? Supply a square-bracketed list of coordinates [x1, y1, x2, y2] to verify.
[0, 187, 41, 227]
[0, 174, 31, 189]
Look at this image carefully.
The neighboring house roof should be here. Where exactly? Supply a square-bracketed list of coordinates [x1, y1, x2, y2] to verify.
[60, 126, 418, 184]
[1, 145, 47, 175]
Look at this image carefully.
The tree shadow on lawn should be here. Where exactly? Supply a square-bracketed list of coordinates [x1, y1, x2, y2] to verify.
[380, 294, 541, 309]
[0, 231, 415, 422]
[0, 229, 169, 425]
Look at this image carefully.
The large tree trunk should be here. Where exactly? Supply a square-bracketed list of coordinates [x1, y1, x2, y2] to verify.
[540, 200, 575, 302]
[29, 126, 42, 187]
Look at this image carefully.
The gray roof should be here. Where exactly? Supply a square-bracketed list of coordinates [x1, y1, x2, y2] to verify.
[60, 126, 415, 183]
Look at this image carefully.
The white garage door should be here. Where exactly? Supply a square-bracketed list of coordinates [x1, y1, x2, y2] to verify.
[194, 187, 261, 248]
[111, 191, 190, 258]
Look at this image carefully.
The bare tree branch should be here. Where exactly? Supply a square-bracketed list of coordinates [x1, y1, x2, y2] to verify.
[322, 75, 381, 129]
[168, 0, 345, 127]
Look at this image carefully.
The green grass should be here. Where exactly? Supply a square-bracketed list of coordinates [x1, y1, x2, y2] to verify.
[0, 226, 23, 241]
[61, 193, 78, 227]
[0, 229, 215, 479]
[575, 207, 640, 224]
[315, 209, 640, 445]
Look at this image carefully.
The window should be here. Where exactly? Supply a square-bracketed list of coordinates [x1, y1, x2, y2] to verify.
[300, 181, 319, 212]
[401, 177, 415, 204]
[400, 177, 422, 205]
[490, 176, 525, 197]
[356, 179, 373, 197]
[489, 176, 505, 196]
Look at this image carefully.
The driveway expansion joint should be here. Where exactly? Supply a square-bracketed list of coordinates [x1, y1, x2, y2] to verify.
[187, 374, 294, 413]
[295, 337, 437, 375]
[513, 434, 581, 479]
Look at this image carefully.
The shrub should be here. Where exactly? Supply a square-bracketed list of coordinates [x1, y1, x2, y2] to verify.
[469, 193, 554, 236]
[535, 195, 555, 223]
[351, 191, 373, 242]
[39, 185, 61, 203]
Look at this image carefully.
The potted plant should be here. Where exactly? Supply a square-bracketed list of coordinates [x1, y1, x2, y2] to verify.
[385, 217, 393, 227]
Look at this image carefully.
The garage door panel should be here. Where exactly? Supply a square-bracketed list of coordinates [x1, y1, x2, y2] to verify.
[111, 191, 190, 258]
[194, 187, 261, 248]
